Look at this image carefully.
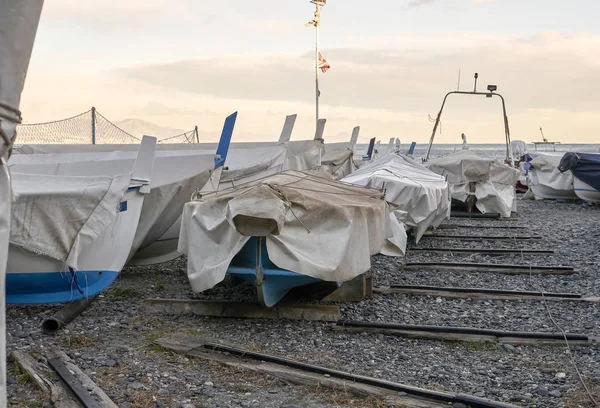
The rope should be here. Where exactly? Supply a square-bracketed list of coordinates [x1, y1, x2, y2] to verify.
[515, 237, 598, 407]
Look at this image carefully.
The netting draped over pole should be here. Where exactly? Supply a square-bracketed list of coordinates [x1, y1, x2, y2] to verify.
[16, 107, 199, 144]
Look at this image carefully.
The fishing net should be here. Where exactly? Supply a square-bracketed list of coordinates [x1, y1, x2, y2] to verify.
[158, 128, 198, 144]
[15, 108, 198, 145]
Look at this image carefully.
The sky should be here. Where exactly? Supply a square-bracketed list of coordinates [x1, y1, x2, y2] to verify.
[19, 0, 600, 144]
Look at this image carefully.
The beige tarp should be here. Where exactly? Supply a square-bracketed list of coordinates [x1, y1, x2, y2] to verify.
[427, 150, 519, 217]
[0, 0, 44, 402]
[10, 172, 131, 269]
[179, 170, 405, 293]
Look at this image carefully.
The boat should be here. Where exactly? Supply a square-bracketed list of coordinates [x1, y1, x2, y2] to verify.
[7, 136, 156, 304]
[426, 150, 519, 218]
[1, 0, 44, 400]
[178, 170, 406, 307]
[11, 113, 237, 267]
[342, 152, 451, 242]
[132, 117, 328, 265]
[559, 152, 600, 203]
[524, 152, 577, 200]
[319, 126, 360, 179]
[424, 76, 519, 217]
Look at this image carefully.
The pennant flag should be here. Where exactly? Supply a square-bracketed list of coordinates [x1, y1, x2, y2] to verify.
[318, 52, 330, 73]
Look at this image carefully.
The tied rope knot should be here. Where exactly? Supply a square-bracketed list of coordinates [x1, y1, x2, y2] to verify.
[266, 183, 311, 234]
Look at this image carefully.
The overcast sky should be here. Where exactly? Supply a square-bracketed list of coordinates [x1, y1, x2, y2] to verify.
[20, 0, 600, 144]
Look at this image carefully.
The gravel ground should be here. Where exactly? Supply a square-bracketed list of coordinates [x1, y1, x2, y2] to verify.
[6, 198, 600, 408]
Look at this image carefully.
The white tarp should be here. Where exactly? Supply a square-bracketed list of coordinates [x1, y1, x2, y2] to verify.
[342, 153, 450, 242]
[1, 0, 44, 402]
[320, 149, 356, 179]
[426, 150, 519, 217]
[10, 172, 131, 269]
[526, 152, 575, 199]
[179, 170, 406, 293]
[9, 151, 216, 254]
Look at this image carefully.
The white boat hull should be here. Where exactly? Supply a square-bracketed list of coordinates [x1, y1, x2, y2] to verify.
[529, 184, 577, 200]
[7, 188, 145, 304]
[574, 178, 600, 203]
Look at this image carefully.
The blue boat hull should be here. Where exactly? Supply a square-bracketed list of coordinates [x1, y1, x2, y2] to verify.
[6, 270, 119, 305]
[228, 237, 323, 307]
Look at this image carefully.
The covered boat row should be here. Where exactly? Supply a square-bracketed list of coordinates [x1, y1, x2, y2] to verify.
[520, 151, 600, 203]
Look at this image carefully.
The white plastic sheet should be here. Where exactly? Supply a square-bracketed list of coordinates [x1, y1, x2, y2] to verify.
[179, 170, 405, 293]
[527, 153, 575, 199]
[0, 0, 44, 401]
[10, 172, 131, 269]
[342, 153, 450, 242]
[427, 150, 519, 217]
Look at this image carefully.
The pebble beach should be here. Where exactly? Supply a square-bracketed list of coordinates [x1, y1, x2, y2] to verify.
[6, 198, 600, 408]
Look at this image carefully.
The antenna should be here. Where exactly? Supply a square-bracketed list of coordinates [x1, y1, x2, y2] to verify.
[540, 127, 547, 143]
[457, 69, 461, 91]
[473, 72, 478, 92]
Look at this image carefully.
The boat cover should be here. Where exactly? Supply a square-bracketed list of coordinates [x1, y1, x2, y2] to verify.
[9, 151, 216, 253]
[426, 150, 519, 217]
[179, 170, 407, 293]
[320, 148, 356, 179]
[558, 152, 600, 191]
[527, 153, 575, 198]
[10, 172, 131, 270]
[342, 153, 450, 242]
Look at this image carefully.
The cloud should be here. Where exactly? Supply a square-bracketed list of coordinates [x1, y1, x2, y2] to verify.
[19, 33, 600, 144]
[42, 0, 193, 30]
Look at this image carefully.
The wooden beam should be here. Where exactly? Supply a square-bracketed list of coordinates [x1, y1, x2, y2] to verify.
[421, 233, 542, 240]
[46, 350, 118, 408]
[9, 351, 81, 408]
[155, 334, 452, 408]
[402, 263, 575, 275]
[374, 286, 599, 303]
[407, 248, 553, 255]
[144, 299, 340, 322]
[334, 325, 595, 346]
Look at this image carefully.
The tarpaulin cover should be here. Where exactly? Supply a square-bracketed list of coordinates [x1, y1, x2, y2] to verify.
[10, 172, 131, 270]
[9, 151, 216, 254]
[342, 153, 450, 242]
[179, 170, 406, 293]
[426, 150, 519, 217]
[558, 152, 600, 191]
[526, 152, 575, 199]
[320, 148, 357, 179]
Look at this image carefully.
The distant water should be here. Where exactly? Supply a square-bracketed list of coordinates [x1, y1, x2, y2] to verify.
[355, 143, 600, 161]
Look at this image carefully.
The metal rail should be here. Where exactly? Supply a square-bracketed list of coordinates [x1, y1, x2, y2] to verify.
[201, 342, 519, 408]
[387, 284, 583, 299]
[336, 321, 589, 342]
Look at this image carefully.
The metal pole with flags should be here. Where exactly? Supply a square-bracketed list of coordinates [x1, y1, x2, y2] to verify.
[306, 1, 329, 130]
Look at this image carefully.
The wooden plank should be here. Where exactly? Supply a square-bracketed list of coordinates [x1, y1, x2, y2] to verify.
[407, 248, 553, 255]
[144, 299, 340, 322]
[421, 233, 542, 240]
[373, 287, 598, 302]
[321, 274, 372, 302]
[402, 263, 575, 275]
[46, 350, 118, 408]
[9, 351, 81, 408]
[155, 334, 449, 408]
[436, 224, 527, 230]
[333, 326, 592, 346]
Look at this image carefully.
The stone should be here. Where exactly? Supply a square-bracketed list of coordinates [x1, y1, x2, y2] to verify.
[555, 372, 566, 380]
[474, 391, 485, 397]
[502, 344, 516, 352]
[453, 404, 467, 408]
[181, 404, 196, 408]
[536, 388, 549, 397]
[105, 359, 117, 367]
[203, 381, 214, 387]
[7, 377, 16, 385]
[127, 382, 145, 390]
[549, 390, 562, 398]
